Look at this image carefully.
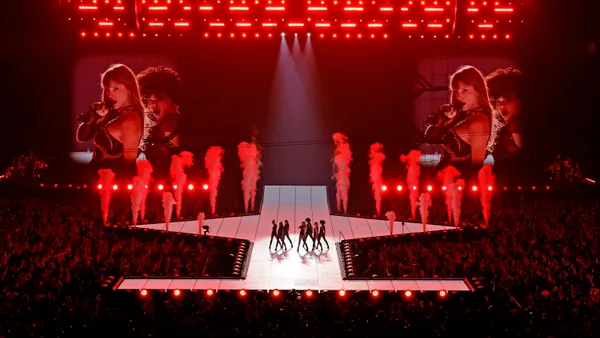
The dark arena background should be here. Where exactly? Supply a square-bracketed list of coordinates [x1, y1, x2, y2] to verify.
[1, 1, 600, 337]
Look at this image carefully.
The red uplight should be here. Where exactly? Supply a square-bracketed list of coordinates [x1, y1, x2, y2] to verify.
[203, 184, 209, 190]
[173, 289, 181, 297]
[382, 185, 387, 191]
[240, 289, 247, 297]
[427, 185, 433, 191]
[97, 184, 103, 190]
[442, 186, 447, 191]
[458, 186, 463, 191]
[112, 184, 118, 191]
[272, 289, 280, 297]
[305, 290, 313, 297]
[140, 289, 148, 296]
[471, 186, 478, 191]
[404, 290, 412, 297]
[439, 290, 447, 297]
[546, 185, 550, 190]
[487, 185, 493, 191]
[206, 289, 214, 296]
[127, 184, 133, 190]
[397, 185, 403, 191]
[188, 184, 194, 190]
[412, 186, 417, 191]
[371, 290, 379, 297]
[532, 186, 536, 190]
[158, 184, 164, 191]
[339, 289, 346, 297]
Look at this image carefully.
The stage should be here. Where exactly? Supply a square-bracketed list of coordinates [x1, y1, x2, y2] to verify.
[116, 185, 471, 292]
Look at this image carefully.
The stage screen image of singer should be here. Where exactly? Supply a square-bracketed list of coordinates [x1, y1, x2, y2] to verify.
[70, 54, 179, 164]
[414, 57, 524, 169]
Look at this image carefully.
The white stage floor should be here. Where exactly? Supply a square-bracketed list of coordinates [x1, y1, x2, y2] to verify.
[117, 185, 469, 292]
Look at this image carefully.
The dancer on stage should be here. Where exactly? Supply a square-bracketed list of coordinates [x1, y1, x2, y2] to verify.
[315, 220, 330, 251]
[298, 221, 309, 252]
[269, 219, 279, 250]
[423, 66, 492, 174]
[275, 221, 287, 251]
[283, 220, 293, 249]
[76, 64, 144, 173]
[305, 218, 315, 250]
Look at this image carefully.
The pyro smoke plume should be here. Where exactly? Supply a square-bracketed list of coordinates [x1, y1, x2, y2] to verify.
[418, 192, 432, 232]
[400, 150, 421, 220]
[136, 160, 153, 223]
[438, 165, 461, 225]
[332, 133, 352, 213]
[385, 211, 396, 236]
[162, 192, 175, 231]
[170, 151, 194, 219]
[369, 143, 385, 216]
[478, 165, 494, 227]
[205, 146, 224, 215]
[98, 169, 115, 226]
[237, 141, 262, 213]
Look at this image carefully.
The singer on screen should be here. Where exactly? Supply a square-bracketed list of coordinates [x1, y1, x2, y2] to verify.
[76, 64, 143, 171]
[423, 65, 492, 173]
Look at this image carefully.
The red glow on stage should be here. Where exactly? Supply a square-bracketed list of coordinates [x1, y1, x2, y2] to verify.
[188, 184, 194, 190]
[382, 185, 388, 191]
[397, 185, 403, 191]
[272, 289, 280, 297]
[206, 289, 214, 296]
[339, 290, 346, 297]
[427, 185, 433, 191]
[239, 289, 247, 297]
[140, 289, 148, 297]
[412, 186, 417, 191]
[158, 184, 164, 191]
[442, 186, 447, 191]
[305, 290, 313, 297]
[202, 184, 209, 190]
[439, 290, 447, 297]
[112, 184, 118, 191]
[488, 185, 493, 191]
[173, 289, 181, 297]
[371, 290, 379, 297]
[404, 290, 412, 297]
[97, 184, 103, 190]
[127, 184, 133, 190]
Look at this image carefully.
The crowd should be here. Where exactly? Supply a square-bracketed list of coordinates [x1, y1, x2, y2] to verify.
[1, 180, 599, 336]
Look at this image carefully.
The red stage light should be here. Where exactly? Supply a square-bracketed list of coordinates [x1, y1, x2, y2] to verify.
[442, 186, 447, 191]
[427, 185, 433, 191]
[188, 184, 194, 190]
[272, 289, 280, 297]
[203, 184, 209, 190]
[339, 289, 346, 297]
[173, 289, 181, 297]
[305, 290, 313, 297]
[471, 186, 477, 191]
[458, 186, 463, 191]
[404, 290, 412, 297]
[140, 289, 148, 296]
[112, 184, 118, 190]
[127, 184, 133, 190]
[412, 186, 417, 191]
[371, 290, 379, 297]
[206, 289, 214, 296]
[439, 290, 447, 297]
[382, 185, 387, 191]
[397, 185, 403, 191]
[546, 185, 550, 190]
[97, 184, 103, 190]
[487, 185, 493, 191]
[158, 184, 164, 190]
[240, 289, 247, 297]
